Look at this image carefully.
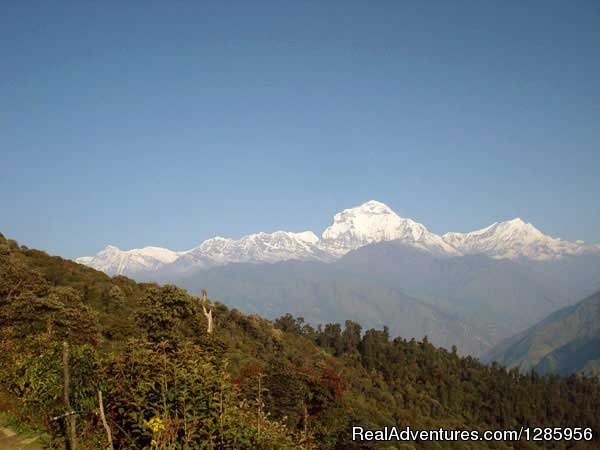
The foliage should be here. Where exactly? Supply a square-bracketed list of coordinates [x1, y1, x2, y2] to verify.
[102, 340, 295, 449]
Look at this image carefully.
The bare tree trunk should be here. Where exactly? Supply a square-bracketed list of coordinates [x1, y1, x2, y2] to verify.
[202, 305, 213, 334]
[98, 390, 114, 450]
[62, 341, 77, 450]
[201, 289, 214, 334]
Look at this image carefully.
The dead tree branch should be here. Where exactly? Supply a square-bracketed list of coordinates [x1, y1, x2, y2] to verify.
[201, 289, 214, 334]
[98, 390, 114, 450]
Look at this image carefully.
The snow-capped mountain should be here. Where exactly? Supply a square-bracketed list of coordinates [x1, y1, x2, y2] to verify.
[194, 231, 321, 263]
[443, 218, 593, 261]
[75, 245, 182, 275]
[76, 200, 600, 276]
[172, 231, 328, 272]
[76, 231, 326, 276]
[319, 200, 460, 257]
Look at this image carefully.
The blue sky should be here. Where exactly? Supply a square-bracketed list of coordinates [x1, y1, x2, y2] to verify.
[1, 1, 599, 258]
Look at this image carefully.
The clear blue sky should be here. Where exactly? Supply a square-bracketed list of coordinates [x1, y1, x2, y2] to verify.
[2, 1, 599, 258]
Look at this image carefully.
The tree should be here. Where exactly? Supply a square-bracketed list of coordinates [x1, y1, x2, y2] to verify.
[341, 320, 361, 354]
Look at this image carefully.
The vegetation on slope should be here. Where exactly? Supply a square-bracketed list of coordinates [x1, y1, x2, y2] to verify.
[1, 232, 600, 449]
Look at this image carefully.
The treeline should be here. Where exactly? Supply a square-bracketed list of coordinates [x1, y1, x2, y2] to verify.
[1, 232, 600, 449]
[275, 314, 600, 436]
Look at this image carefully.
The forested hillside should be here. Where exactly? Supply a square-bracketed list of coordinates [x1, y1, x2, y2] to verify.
[1, 232, 600, 449]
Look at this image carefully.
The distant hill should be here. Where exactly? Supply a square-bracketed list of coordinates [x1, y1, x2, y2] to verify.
[337, 241, 568, 334]
[483, 291, 600, 375]
[535, 336, 600, 376]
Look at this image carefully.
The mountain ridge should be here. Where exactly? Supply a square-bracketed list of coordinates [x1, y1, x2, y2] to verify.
[76, 200, 599, 276]
[483, 290, 600, 375]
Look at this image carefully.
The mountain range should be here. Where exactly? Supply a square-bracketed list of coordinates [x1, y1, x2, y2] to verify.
[77, 200, 599, 276]
[74, 201, 600, 360]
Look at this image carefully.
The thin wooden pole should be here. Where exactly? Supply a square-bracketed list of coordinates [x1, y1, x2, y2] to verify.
[98, 390, 114, 450]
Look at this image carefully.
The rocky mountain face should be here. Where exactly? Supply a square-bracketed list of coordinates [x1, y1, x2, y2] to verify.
[76, 200, 599, 276]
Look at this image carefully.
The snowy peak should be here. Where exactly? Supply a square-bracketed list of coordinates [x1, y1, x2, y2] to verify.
[443, 218, 590, 260]
[347, 199, 396, 215]
[490, 218, 546, 242]
[320, 200, 460, 257]
[187, 230, 323, 265]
